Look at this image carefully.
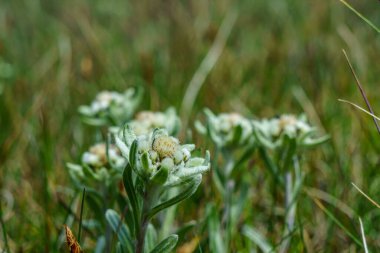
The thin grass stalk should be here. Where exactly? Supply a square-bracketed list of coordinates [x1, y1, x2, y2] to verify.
[77, 188, 86, 243]
[0, 203, 10, 253]
[342, 49, 380, 134]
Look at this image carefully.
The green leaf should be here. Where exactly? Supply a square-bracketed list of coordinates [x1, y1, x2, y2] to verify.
[206, 204, 225, 253]
[242, 225, 272, 253]
[258, 147, 283, 186]
[105, 209, 134, 252]
[144, 223, 158, 253]
[149, 234, 178, 253]
[231, 124, 243, 145]
[116, 242, 126, 253]
[123, 163, 140, 237]
[147, 175, 202, 220]
[150, 167, 169, 186]
[231, 144, 256, 175]
[314, 199, 363, 247]
[94, 236, 106, 253]
[280, 136, 297, 172]
[141, 152, 151, 175]
[230, 182, 249, 233]
[129, 140, 138, 169]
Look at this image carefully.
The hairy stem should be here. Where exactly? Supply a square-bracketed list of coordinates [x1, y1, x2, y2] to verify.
[136, 188, 154, 253]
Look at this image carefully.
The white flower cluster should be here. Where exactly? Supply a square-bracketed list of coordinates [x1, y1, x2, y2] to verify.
[89, 91, 125, 114]
[79, 87, 142, 126]
[196, 109, 253, 148]
[253, 114, 328, 149]
[82, 143, 125, 169]
[197, 109, 328, 150]
[122, 108, 180, 136]
[67, 143, 126, 185]
[115, 128, 210, 186]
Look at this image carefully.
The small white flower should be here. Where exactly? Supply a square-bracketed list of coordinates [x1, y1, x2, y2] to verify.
[253, 114, 328, 149]
[90, 91, 124, 114]
[196, 109, 253, 148]
[114, 127, 210, 187]
[78, 87, 143, 126]
[82, 143, 126, 169]
[129, 108, 180, 136]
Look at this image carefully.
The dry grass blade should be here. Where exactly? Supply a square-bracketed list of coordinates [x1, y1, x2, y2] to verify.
[359, 218, 369, 253]
[64, 225, 83, 253]
[342, 49, 380, 134]
[351, 182, 380, 209]
[338, 99, 380, 121]
[305, 187, 354, 218]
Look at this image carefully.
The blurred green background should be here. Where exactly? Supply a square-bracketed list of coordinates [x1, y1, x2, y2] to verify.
[1, 0, 380, 251]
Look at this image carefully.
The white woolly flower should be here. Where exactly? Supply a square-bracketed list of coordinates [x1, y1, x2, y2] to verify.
[82, 143, 126, 169]
[196, 109, 253, 148]
[67, 143, 127, 186]
[253, 114, 328, 149]
[112, 108, 180, 137]
[78, 87, 143, 126]
[114, 127, 210, 187]
[90, 91, 124, 114]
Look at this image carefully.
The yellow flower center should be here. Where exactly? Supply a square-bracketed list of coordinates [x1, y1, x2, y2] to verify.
[152, 136, 178, 159]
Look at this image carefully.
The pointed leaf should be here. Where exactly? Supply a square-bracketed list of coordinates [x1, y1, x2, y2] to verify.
[105, 209, 134, 252]
[123, 163, 140, 237]
[147, 175, 202, 220]
[242, 225, 272, 253]
[150, 234, 178, 253]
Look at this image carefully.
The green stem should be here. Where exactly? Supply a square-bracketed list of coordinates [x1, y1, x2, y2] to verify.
[223, 180, 234, 251]
[280, 156, 302, 253]
[221, 152, 234, 251]
[77, 188, 86, 243]
[136, 219, 149, 253]
[136, 185, 158, 253]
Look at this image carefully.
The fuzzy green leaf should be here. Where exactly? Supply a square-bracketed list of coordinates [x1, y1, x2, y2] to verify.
[149, 234, 178, 253]
[105, 209, 134, 252]
[147, 175, 202, 220]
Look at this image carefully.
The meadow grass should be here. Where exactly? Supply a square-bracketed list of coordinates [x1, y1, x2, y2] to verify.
[1, 0, 380, 252]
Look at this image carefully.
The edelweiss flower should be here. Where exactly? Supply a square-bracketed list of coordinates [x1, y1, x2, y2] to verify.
[67, 143, 126, 185]
[78, 87, 143, 126]
[115, 127, 210, 186]
[82, 143, 125, 169]
[110, 108, 180, 137]
[253, 114, 328, 149]
[196, 108, 253, 148]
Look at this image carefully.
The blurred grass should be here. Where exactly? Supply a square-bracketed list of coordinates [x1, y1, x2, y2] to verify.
[0, 0, 380, 251]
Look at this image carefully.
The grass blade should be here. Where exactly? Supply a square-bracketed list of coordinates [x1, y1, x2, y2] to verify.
[359, 218, 368, 253]
[0, 203, 10, 253]
[340, 0, 380, 33]
[338, 99, 380, 121]
[351, 182, 380, 209]
[314, 199, 362, 247]
[342, 49, 380, 134]
[242, 225, 272, 253]
[77, 187, 86, 244]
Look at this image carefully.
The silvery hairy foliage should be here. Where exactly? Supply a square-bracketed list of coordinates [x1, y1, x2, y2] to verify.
[107, 127, 210, 253]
